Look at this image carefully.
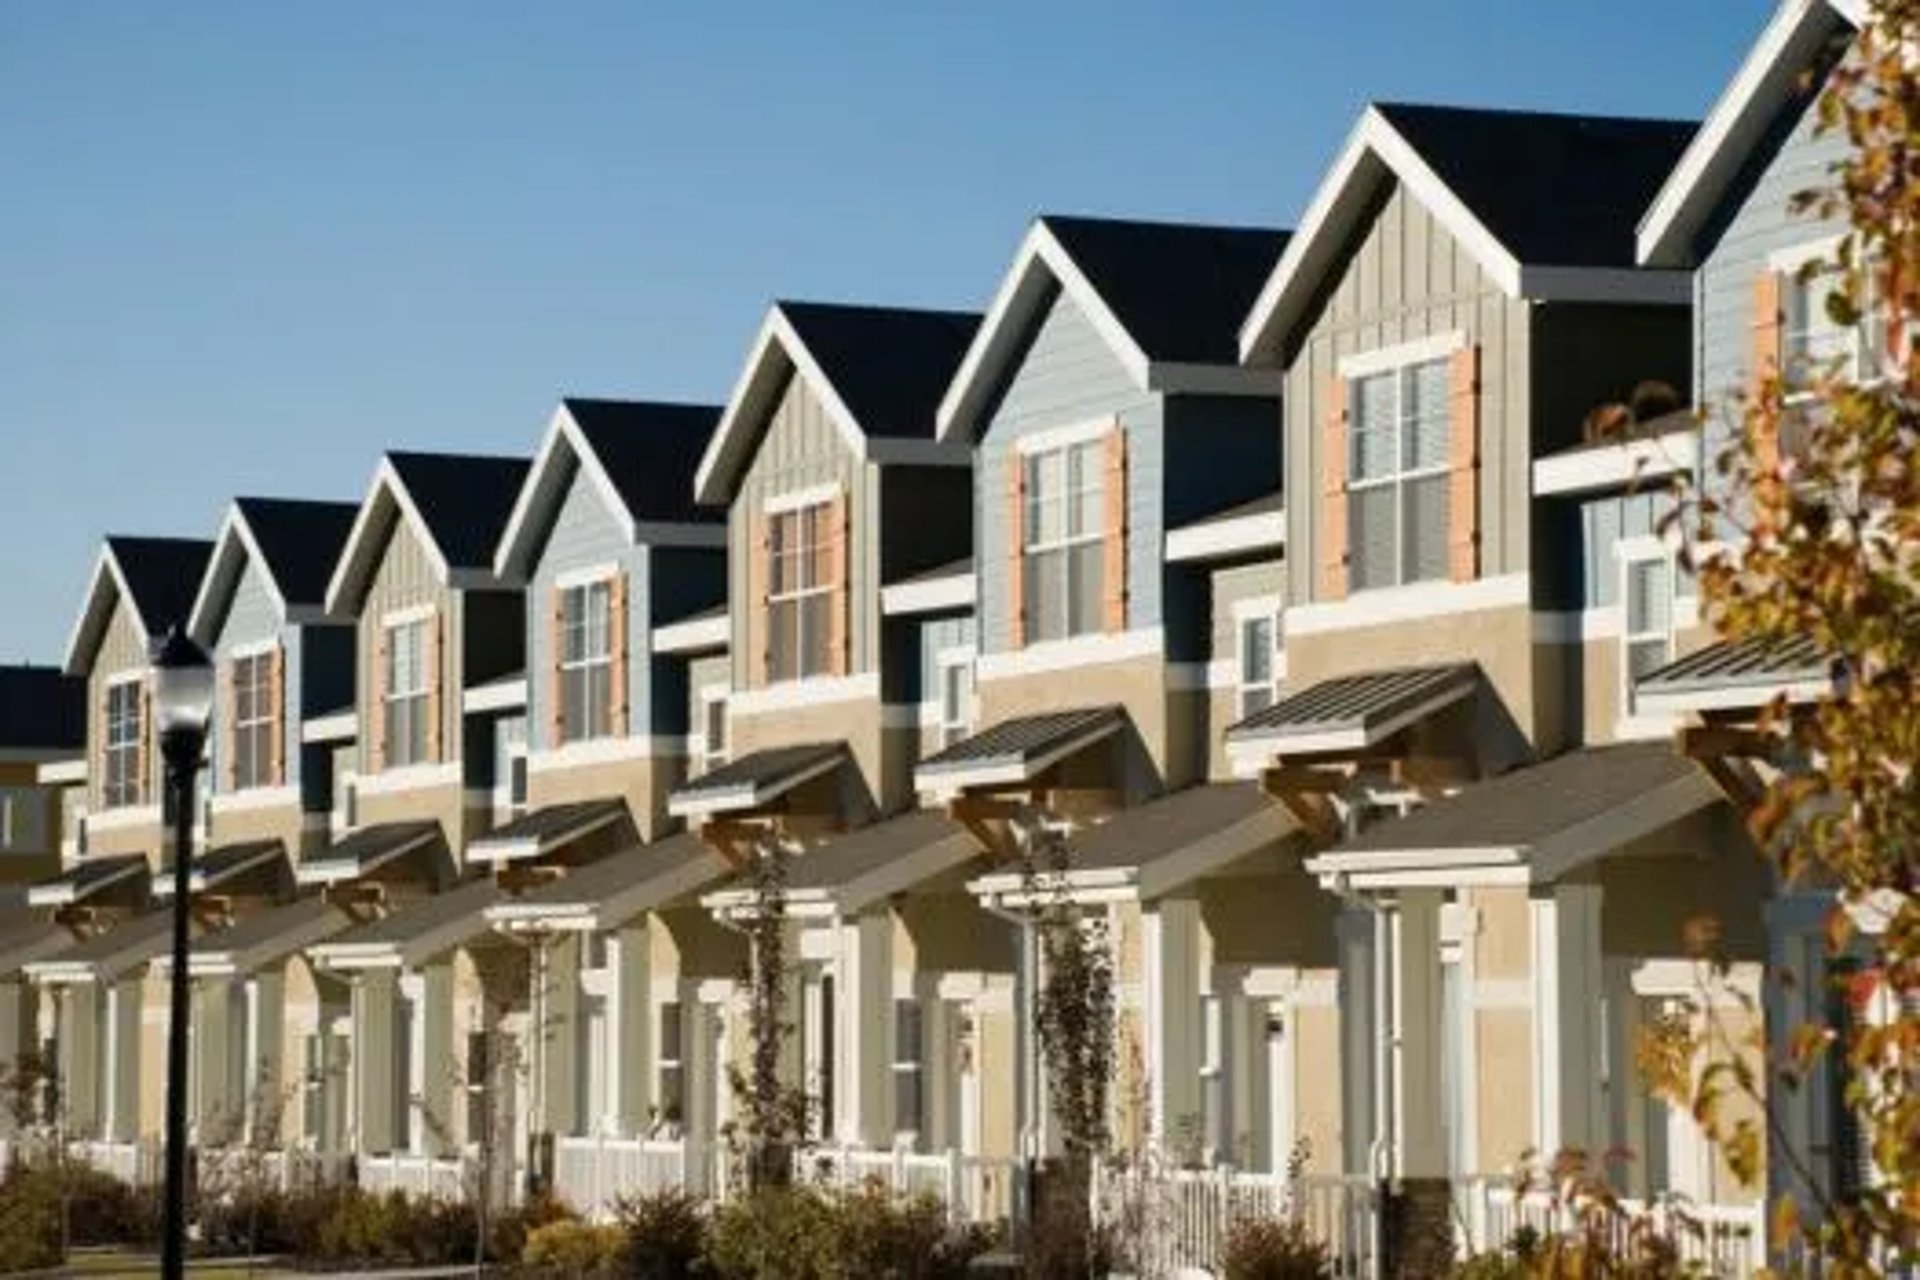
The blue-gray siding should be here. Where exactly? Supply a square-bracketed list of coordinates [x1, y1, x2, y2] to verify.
[211, 556, 302, 791]
[917, 614, 978, 700]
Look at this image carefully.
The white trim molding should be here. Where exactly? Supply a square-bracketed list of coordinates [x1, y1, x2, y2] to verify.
[652, 612, 729, 655]
[1286, 572, 1530, 638]
[1165, 506, 1286, 564]
[301, 711, 358, 744]
[763, 481, 844, 516]
[880, 570, 976, 617]
[976, 627, 1164, 682]
[1532, 426, 1701, 497]
[728, 671, 881, 718]
[1338, 330, 1467, 381]
[525, 735, 687, 773]
[1012, 415, 1119, 457]
[462, 676, 528, 715]
[351, 761, 462, 798]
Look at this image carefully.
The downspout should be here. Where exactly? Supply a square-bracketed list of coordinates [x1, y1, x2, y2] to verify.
[1324, 871, 1393, 1182]
[979, 897, 1038, 1163]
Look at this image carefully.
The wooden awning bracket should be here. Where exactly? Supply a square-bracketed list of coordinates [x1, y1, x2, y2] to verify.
[495, 861, 565, 897]
[322, 879, 389, 925]
[1259, 765, 1347, 848]
[700, 817, 777, 870]
[946, 794, 1027, 863]
[1678, 724, 1775, 814]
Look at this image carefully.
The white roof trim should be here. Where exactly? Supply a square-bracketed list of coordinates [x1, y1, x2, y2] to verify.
[462, 675, 527, 715]
[651, 612, 729, 656]
[63, 545, 144, 677]
[293, 827, 436, 886]
[937, 220, 1152, 442]
[187, 506, 289, 645]
[1164, 506, 1286, 564]
[881, 570, 976, 617]
[1637, 0, 1860, 267]
[668, 751, 846, 820]
[26, 858, 147, 908]
[323, 457, 454, 617]
[301, 710, 358, 745]
[1532, 426, 1701, 497]
[915, 716, 1121, 802]
[38, 758, 87, 786]
[1633, 675, 1832, 718]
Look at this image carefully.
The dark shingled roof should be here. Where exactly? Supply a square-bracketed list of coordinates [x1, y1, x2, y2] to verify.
[563, 398, 725, 526]
[234, 497, 360, 607]
[468, 799, 628, 860]
[1226, 664, 1477, 745]
[108, 536, 214, 638]
[1041, 215, 1290, 364]
[504, 832, 717, 911]
[1636, 634, 1831, 696]
[322, 875, 499, 950]
[1375, 103, 1697, 268]
[0, 666, 84, 752]
[155, 840, 285, 898]
[780, 302, 981, 441]
[387, 452, 531, 570]
[672, 742, 849, 810]
[785, 808, 968, 894]
[1068, 782, 1280, 874]
[1334, 743, 1704, 855]
[297, 821, 441, 882]
[917, 707, 1123, 780]
[28, 853, 149, 907]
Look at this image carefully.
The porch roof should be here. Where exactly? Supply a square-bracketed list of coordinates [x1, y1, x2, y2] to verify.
[308, 875, 500, 969]
[294, 821, 441, 886]
[667, 742, 849, 820]
[0, 898, 72, 979]
[706, 808, 977, 918]
[1633, 634, 1832, 715]
[914, 706, 1123, 797]
[466, 799, 628, 865]
[485, 833, 722, 932]
[1306, 742, 1719, 887]
[152, 840, 285, 899]
[970, 782, 1297, 903]
[178, 897, 350, 976]
[1224, 663, 1477, 758]
[24, 909, 174, 984]
[27, 853, 149, 909]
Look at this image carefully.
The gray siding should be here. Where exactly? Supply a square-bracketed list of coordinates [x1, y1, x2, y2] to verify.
[1575, 490, 1688, 610]
[1282, 179, 1532, 604]
[916, 614, 978, 698]
[727, 371, 877, 687]
[357, 514, 460, 773]
[526, 458, 646, 751]
[210, 556, 302, 792]
[977, 288, 1161, 654]
[1208, 559, 1286, 660]
[1696, 53, 1849, 480]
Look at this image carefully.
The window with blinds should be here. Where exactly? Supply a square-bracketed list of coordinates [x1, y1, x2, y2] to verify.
[560, 580, 615, 742]
[1621, 552, 1674, 713]
[1347, 358, 1451, 591]
[655, 1001, 684, 1129]
[383, 619, 430, 767]
[231, 651, 276, 790]
[1237, 615, 1279, 719]
[893, 999, 925, 1143]
[103, 679, 143, 809]
[1022, 440, 1105, 642]
[769, 503, 836, 682]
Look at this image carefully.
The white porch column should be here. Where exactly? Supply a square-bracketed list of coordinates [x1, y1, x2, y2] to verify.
[921, 977, 951, 1151]
[1531, 883, 1604, 1161]
[1392, 888, 1446, 1179]
[1223, 979, 1260, 1170]
[61, 984, 102, 1138]
[1766, 891, 1838, 1219]
[1144, 896, 1202, 1153]
[353, 971, 397, 1154]
[1601, 956, 1645, 1195]
[251, 968, 286, 1145]
[1335, 906, 1378, 1176]
[106, 977, 142, 1143]
[614, 923, 652, 1135]
[834, 911, 892, 1147]
[194, 977, 235, 1141]
[419, 961, 454, 1155]
[684, 997, 721, 1192]
[541, 934, 582, 1137]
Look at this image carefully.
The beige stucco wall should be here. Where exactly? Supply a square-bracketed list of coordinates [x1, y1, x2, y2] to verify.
[209, 797, 312, 859]
[1293, 1002, 1342, 1175]
[731, 695, 901, 822]
[1475, 1007, 1535, 1171]
[1200, 869, 1339, 970]
[1600, 812, 1767, 963]
[979, 652, 1194, 801]
[527, 753, 680, 845]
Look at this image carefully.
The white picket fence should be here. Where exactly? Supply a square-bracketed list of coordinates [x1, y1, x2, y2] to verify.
[1094, 1164, 1380, 1279]
[197, 1146, 352, 1196]
[554, 1135, 701, 1219]
[796, 1145, 1021, 1225]
[1457, 1177, 1766, 1278]
[357, 1150, 476, 1202]
[70, 1139, 162, 1186]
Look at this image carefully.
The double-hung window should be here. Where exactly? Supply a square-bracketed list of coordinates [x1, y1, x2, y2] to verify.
[1783, 260, 1887, 389]
[768, 502, 834, 683]
[103, 679, 143, 808]
[1236, 613, 1280, 719]
[893, 999, 925, 1143]
[937, 653, 975, 749]
[383, 618, 429, 768]
[560, 579, 615, 742]
[699, 691, 728, 772]
[1348, 357, 1452, 591]
[655, 1001, 685, 1131]
[1620, 545, 1675, 714]
[230, 651, 275, 790]
[1023, 439, 1105, 642]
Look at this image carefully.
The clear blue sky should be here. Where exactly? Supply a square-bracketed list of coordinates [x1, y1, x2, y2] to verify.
[1, 1, 1769, 664]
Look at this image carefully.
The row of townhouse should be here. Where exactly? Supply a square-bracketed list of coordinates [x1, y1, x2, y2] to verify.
[0, 0, 1878, 1260]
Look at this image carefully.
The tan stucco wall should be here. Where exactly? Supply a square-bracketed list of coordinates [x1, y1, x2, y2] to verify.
[1599, 813, 1767, 962]
[1469, 887, 1531, 981]
[82, 816, 164, 865]
[1475, 1007, 1535, 1171]
[210, 798, 312, 860]
[1200, 870, 1338, 970]
[731, 695, 901, 820]
[1294, 1002, 1342, 1175]
[1579, 637, 1626, 745]
[979, 652, 1194, 800]
[527, 753, 680, 845]
[976, 1002, 1016, 1159]
[895, 893, 1016, 975]
[354, 778, 478, 872]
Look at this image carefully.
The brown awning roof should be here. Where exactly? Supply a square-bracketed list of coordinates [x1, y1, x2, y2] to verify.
[467, 799, 628, 864]
[1634, 634, 1832, 714]
[27, 854, 149, 909]
[1225, 664, 1477, 757]
[153, 840, 286, 898]
[295, 821, 441, 886]
[914, 707, 1123, 795]
[668, 743, 848, 819]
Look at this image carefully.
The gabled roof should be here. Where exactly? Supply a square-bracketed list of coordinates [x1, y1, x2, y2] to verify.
[1225, 664, 1479, 760]
[1638, 0, 1862, 267]
[64, 536, 215, 676]
[494, 398, 726, 580]
[0, 666, 85, 755]
[667, 742, 850, 819]
[325, 451, 529, 615]
[694, 301, 980, 505]
[940, 215, 1289, 441]
[1240, 104, 1697, 363]
[187, 497, 359, 642]
[915, 707, 1124, 798]
[487, 832, 723, 932]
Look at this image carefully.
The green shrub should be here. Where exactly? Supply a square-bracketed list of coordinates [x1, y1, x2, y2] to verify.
[0, 1170, 63, 1273]
[707, 1182, 989, 1280]
[613, 1187, 709, 1278]
[523, 1218, 626, 1272]
[1219, 1215, 1333, 1280]
[707, 1185, 837, 1280]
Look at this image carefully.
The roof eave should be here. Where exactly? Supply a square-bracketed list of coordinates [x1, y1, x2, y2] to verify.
[324, 458, 454, 617]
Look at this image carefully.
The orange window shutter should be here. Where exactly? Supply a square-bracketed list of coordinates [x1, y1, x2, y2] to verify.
[1007, 455, 1026, 649]
[749, 515, 770, 688]
[608, 573, 629, 735]
[1751, 271, 1784, 475]
[1318, 376, 1350, 602]
[135, 678, 152, 807]
[828, 495, 850, 676]
[221, 660, 237, 791]
[369, 627, 387, 774]
[426, 612, 445, 763]
[1447, 345, 1481, 584]
[548, 587, 566, 747]
[270, 645, 286, 786]
[1102, 426, 1128, 633]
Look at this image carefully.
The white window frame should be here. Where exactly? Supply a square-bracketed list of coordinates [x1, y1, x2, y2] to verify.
[892, 996, 925, 1147]
[653, 998, 685, 1135]
[1617, 535, 1677, 718]
[935, 647, 976, 750]
[1021, 436, 1106, 644]
[1232, 598, 1282, 720]
[230, 648, 276, 792]
[697, 686, 729, 772]
[382, 614, 430, 769]
[1343, 347, 1455, 593]
[557, 575, 615, 744]
[767, 497, 836, 684]
[1772, 237, 1889, 394]
[102, 673, 143, 810]
[493, 718, 528, 826]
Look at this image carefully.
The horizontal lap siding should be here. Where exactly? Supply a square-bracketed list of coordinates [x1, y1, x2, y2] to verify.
[1282, 181, 1531, 605]
[1208, 559, 1286, 659]
[977, 288, 1160, 654]
[916, 614, 978, 698]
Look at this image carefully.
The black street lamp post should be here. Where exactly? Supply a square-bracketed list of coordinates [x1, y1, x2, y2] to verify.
[151, 627, 212, 1280]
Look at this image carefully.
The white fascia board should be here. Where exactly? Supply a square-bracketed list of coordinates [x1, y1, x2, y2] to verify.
[492, 409, 576, 581]
[651, 613, 730, 655]
[462, 676, 528, 715]
[38, 758, 87, 786]
[1637, 0, 1852, 267]
[64, 547, 134, 677]
[915, 719, 1120, 802]
[308, 944, 404, 972]
[324, 458, 453, 617]
[1532, 427, 1701, 497]
[301, 711, 358, 745]
[22, 960, 98, 985]
[1632, 676, 1831, 719]
[1331, 863, 1533, 891]
[1305, 843, 1527, 880]
[1225, 679, 1472, 759]
[1240, 108, 1523, 363]
[880, 571, 976, 617]
[668, 753, 844, 820]
[937, 221, 1152, 442]
[1164, 508, 1286, 564]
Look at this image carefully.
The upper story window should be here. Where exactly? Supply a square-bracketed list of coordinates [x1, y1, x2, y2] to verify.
[1348, 357, 1451, 591]
[560, 579, 615, 743]
[769, 502, 835, 683]
[103, 678, 144, 809]
[699, 690, 729, 773]
[937, 651, 975, 750]
[1237, 612, 1280, 719]
[384, 617, 430, 768]
[1781, 257, 1888, 390]
[0, 788, 46, 854]
[230, 651, 276, 791]
[1620, 542, 1676, 715]
[1022, 439, 1105, 643]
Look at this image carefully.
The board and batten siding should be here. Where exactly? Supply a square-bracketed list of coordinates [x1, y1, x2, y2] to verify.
[1695, 55, 1850, 468]
[89, 595, 151, 811]
[526, 459, 649, 752]
[727, 370, 878, 689]
[916, 614, 978, 701]
[1282, 179, 1531, 606]
[357, 514, 460, 773]
[977, 286, 1162, 654]
[211, 555, 303, 791]
[1208, 559, 1286, 660]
